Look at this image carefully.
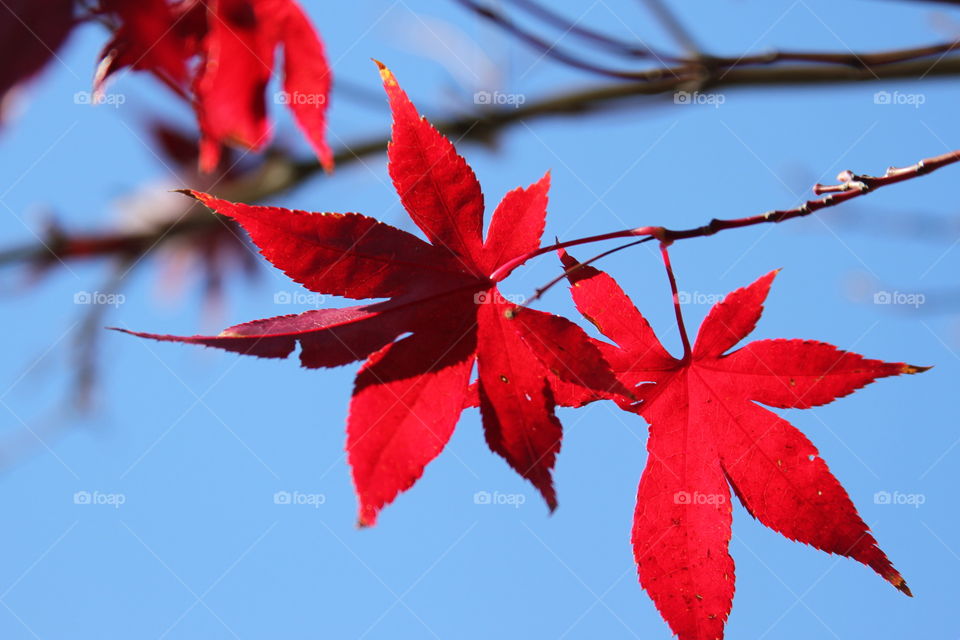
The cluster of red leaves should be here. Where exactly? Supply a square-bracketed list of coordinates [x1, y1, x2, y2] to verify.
[98, 0, 333, 171]
[0, 1, 933, 633]
[120, 64, 924, 639]
[2, 0, 332, 172]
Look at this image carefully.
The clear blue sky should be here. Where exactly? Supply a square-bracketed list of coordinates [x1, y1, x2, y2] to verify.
[1, 1, 958, 638]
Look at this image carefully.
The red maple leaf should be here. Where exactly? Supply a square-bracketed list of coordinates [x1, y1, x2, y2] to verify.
[554, 249, 924, 640]
[96, 0, 333, 172]
[0, 0, 75, 118]
[116, 63, 625, 526]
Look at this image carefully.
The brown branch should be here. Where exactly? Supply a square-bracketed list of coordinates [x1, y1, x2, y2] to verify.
[636, 0, 704, 58]
[4, 49, 960, 270]
[715, 41, 960, 69]
[454, 0, 671, 79]
[455, 0, 960, 76]
[503, 0, 670, 59]
[490, 150, 960, 282]
[243, 49, 960, 223]
[0, 210, 215, 267]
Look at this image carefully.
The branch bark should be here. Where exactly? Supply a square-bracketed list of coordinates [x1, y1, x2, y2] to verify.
[490, 150, 960, 282]
[4, 48, 960, 269]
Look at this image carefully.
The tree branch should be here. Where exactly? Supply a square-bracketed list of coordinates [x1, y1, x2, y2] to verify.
[4, 49, 960, 270]
[489, 150, 960, 282]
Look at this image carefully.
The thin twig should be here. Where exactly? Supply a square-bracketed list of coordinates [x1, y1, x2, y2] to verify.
[637, 0, 703, 57]
[455, 0, 673, 79]
[503, 0, 674, 59]
[489, 150, 960, 282]
[659, 242, 691, 359]
[524, 237, 652, 306]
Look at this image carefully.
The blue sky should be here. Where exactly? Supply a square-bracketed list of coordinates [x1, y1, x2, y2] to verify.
[1, 1, 959, 638]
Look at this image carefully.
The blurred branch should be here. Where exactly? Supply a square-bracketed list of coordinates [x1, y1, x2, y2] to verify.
[454, 0, 676, 78]
[455, 0, 960, 76]
[1, 212, 215, 267]
[893, 0, 960, 5]
[4, 45, 960, 270]
[72, 260, 132, 410]
[503, 0, 671, 59]
[635, 0, 703, 57]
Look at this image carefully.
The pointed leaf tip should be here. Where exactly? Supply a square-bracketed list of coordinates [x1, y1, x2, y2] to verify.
[374, 60, 396, 87]
[902, 364, 932, 374]
[893, 576, 913, 597]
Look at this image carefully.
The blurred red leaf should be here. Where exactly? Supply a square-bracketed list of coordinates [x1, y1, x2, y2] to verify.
[96, 0, 196, 91]
[96, 0, 332, 172]
[0, 0, 75, 118]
